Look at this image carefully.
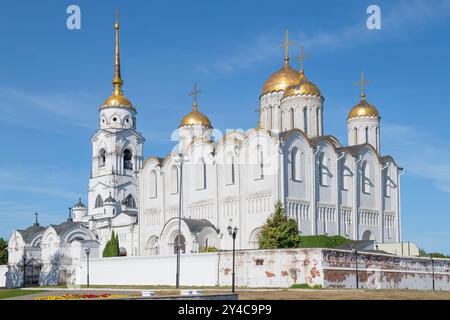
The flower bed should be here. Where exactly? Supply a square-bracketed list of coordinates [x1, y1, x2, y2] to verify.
[35, 293, 130, 300]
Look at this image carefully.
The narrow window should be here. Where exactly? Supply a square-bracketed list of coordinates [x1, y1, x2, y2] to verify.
[170, 165, 179, 194]
[225, 154, 235, 185]
[254, 145, 264, 180]
[123, 149, 133, 170]
[290, 108, 295, 129]
[99, 149, 106, 167]
[150, 170, 157, 198]
[362, 161, 371, 194]
[365, 127, 369, 144]
[319, 153, 328, 186]
[303, 108, 308, 134]
[291, 148, 301, 181]
[95, 195, 103, 208]
[385, 173, 391, 197]
[342, 167, 351, 191]
[196, 158, 207, 190]
[125, 194, 136, 208]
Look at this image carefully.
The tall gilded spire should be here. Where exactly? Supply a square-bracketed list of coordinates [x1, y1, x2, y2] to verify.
[100, 10, 134, 110]
[112, 9, 124, 96]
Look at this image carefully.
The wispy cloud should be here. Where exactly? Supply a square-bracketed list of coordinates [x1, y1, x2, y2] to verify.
[0, 166, 83, 200]
[0, 87, 98, 135]
[383, 123, 450, 194]
[196, 0, 450, 75]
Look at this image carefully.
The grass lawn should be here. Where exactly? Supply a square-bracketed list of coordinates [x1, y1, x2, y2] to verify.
[0, 289, 47, 300]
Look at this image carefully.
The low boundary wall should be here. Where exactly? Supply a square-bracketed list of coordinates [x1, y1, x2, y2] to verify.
[50, 249, 450, 290]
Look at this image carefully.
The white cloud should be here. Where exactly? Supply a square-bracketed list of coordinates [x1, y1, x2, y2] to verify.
[0, 87, 98, 134]
[197, 0, 450, 75]
[0, 166, 83, 200]
[383, 123, 450, 194]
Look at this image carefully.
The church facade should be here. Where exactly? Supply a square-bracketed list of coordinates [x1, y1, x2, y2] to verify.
[7, 18, 403, 280]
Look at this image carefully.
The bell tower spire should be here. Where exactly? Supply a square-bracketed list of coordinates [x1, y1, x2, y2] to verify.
[112, 9, 124, 96]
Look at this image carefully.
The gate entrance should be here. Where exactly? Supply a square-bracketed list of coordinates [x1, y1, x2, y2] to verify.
[23, 258, 41, 287]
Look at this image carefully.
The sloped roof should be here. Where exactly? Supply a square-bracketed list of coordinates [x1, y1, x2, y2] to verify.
[182, 218, 218, 234]
[17, 225, 46, 243]
[50, 221, 85, 236]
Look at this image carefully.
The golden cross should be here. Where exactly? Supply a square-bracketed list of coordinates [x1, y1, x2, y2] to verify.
[354, 72, 370, 100]
[293, 46, 309, 72]
[189, 82, 202, 106]
[279, 30, 294, 63]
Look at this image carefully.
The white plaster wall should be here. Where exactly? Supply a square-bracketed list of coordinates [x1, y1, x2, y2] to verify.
[69, 249, 450, 290]
[0, 265, 7, 287]
[73, 253, 219, 286]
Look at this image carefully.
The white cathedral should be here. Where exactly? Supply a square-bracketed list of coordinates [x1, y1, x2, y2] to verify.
[7, 19, 403, 285]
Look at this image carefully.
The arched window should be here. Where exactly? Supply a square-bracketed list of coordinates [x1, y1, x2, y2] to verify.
[225, 154, 235, 185]
[291, 148, 301, 181]
[254, 145, 264, 180]
[365, 127, 369, 144]
[170, 165, 179, 194]
[290, 108, 295, 129]
[149, 170, 157, 198]
[354, 127, 358, 144]
[362, 161, 371, 194]
[342, 166, 351, 191]
[196, 158, 207, 190]
[125, 194, 136, 208]
[95, 195, 103, 208]
[385, 172, 391, 197]
[319, 153, 328, 187]
[268, 107, 273, 129]
[303, 108, 308, 134]
[123, 149, 133, 170]
[99, 149, 106, 167]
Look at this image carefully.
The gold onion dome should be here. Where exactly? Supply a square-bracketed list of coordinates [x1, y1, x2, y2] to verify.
[261, 61, 299, 95]
[348, 72, 379, 119]
[284, 70, 321, 98]
[101, 12, 135, 111]
[348, 97, 380, 119]
[261, 30, 300, 95]
[180, 101, 212, 128]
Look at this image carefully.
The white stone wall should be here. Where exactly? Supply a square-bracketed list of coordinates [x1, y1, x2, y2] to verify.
[69, 249, 450, 290]
[0, 265, 7, 287]
[73, 253, 219, 286]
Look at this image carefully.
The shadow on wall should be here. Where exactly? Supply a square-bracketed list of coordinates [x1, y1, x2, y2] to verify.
[40, 253, 62, 286]
[5, 265, 22, 288]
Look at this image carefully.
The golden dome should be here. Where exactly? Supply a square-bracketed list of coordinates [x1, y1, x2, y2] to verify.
[102, 93, 134, 109]
[262, 61, 299, 95]
[348, 98, 380, 119]
[284, 70, 321, 98]
[179, 102, 212, 128]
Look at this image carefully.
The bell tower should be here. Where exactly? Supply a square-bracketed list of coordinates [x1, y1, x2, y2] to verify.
[88, 12, 145, 218]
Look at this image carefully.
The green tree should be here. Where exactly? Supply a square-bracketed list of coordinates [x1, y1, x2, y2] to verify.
[258, 201, 301, 249]
[0, 238, 8, 265]
[102, 231, 120, 257]
[419, 248, 449, 259]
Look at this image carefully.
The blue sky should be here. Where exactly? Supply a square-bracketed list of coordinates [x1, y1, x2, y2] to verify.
[0, 0, 449, 254]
